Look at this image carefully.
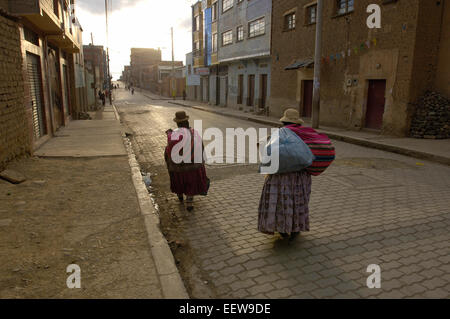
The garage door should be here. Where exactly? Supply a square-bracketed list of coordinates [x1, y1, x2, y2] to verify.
[26, 53, 46, 139]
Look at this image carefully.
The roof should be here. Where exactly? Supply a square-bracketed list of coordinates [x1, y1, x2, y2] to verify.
[285, 59, 314, 70]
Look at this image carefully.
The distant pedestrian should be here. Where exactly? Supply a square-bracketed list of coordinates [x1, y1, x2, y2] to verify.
[164, 111, 209, 211]
[100, 91, 106, 106]
[257, 109, 335, 241]
[131, 87, 135, 95]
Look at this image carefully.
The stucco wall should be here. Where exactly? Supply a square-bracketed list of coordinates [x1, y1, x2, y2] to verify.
[226, 58, 271, 110]
[218, 0, 272, 62]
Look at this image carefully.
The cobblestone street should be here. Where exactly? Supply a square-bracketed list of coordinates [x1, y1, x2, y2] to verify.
[116, 89, 450, 299]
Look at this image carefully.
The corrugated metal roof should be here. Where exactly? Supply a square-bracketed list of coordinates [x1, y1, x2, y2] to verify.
[285, 59, 314, 70]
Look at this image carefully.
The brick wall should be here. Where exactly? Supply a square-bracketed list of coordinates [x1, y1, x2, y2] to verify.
[0, 0, 8, 10]
[0, 12, 31, 170]
[269, 0, 442, 136]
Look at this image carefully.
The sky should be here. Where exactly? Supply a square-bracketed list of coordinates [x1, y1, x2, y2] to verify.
[77, 0, 196, 80]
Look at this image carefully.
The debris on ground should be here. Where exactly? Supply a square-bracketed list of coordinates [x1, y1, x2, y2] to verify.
[0, 169, 26, 184]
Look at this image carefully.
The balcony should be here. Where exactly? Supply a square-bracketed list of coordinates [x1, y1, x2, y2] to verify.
[48, 29, 80, 53]
[9, 0, 61, 33]
[10, 0, 80, 53]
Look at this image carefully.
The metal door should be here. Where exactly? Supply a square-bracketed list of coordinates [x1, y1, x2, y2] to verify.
[238, 74, 243, 105]
[247, 75, 255, 106]
[259, 74, 268, 109]
[365, 80, 386, 130]
[26, 53, 46, 139]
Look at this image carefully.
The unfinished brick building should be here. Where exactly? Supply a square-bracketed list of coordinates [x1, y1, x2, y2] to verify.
[270, 0, 449, 136]
[0, 8, 31, 170]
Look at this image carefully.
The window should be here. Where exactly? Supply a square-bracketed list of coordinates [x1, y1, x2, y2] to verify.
[24, 27, 39, 46]
[193, 41, 200, 56]
[248, 17, 265, 38]
[222, 30, 233, 46]
[337, 0, 354, 15]
[212, 2, 218, 21]
[194, 15, 200, 31]
[212, 33, 218, 52]
[284, 12, 296, 30]
[237, 26, 244, 42]
[306, 5, 317, 24]
[53, 0, 59, 17]
[222, 0, 233, 13]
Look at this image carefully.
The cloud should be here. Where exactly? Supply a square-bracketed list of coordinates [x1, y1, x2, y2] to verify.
[77, 0, 143, 14]
[177, 16, 191, 30]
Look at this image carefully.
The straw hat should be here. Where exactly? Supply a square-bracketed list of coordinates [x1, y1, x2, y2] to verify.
[280, 108, 304, 124]
[173, 111, 190, 123]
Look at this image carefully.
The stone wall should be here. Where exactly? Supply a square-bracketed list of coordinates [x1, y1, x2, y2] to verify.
[0, 12, 31, 170]
[410, 91, 450, 139]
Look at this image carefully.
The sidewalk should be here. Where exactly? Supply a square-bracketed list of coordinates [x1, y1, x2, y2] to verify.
[0, 106, 187, 298]
[161, 96, 450, 166]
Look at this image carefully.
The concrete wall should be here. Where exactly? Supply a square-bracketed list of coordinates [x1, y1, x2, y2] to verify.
[0, 13, 31, 170]
[436, 0, 450, 98]
[218, 0, 272, 63]
[227, 58, 271, 110]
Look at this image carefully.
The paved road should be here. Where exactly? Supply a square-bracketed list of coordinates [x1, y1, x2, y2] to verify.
[116, 88, 450, 299]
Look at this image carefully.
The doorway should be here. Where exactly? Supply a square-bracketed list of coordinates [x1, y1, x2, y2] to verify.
[62, 64, 71, 119]
[302, 80, 313, 118]
[247, 74, 255, 107]
[365, 80, 386, 130]
[237, 74, 243, 105]
[259, 74, 268, 109]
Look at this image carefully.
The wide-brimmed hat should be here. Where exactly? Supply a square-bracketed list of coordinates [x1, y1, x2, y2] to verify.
[173, 111, 189, 123]
[280, 108, 304, 124]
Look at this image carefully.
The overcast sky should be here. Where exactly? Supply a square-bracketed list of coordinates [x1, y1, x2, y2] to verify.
[77, 0, 196, 80]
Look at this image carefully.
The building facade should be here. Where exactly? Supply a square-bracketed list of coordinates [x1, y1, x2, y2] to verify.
[140, 61, 184, 95]
[192, 0, 221, 104]
[218, 0, 272, 111]
[129, 48, 162, 88]
[186, 52, 201, 100]
[0, 0, 85, 169]
[270, 0, 449, 136]
[83, 44, 107, 95]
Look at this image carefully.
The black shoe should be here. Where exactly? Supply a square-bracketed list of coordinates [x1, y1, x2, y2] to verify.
[186, 206, 194, 212]
[177, 195, 184, 202]
[280, 233, 289, 239]
[289, 232, 300, 242]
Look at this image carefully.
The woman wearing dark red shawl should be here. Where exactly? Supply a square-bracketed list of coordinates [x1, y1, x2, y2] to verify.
[164, 111, 209, 211]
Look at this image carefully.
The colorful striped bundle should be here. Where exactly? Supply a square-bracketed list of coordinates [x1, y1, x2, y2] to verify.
[286, 125, 336, 176]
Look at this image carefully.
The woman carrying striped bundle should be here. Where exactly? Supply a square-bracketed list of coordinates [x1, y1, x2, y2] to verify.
[258, 108, 335, 241]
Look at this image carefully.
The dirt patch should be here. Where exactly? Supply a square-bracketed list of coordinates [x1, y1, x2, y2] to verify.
[0, 157, 162, 298]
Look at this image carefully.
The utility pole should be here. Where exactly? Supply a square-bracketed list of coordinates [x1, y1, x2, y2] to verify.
[312, 0, 323, 128]
[105, 0, 112, 105]
[171, 27, 176, 100]
[90, 32, 94, 45]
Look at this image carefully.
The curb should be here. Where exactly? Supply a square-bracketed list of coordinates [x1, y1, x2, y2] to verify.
[168, 101, 450, 166]
[118, 106, 189, 299]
